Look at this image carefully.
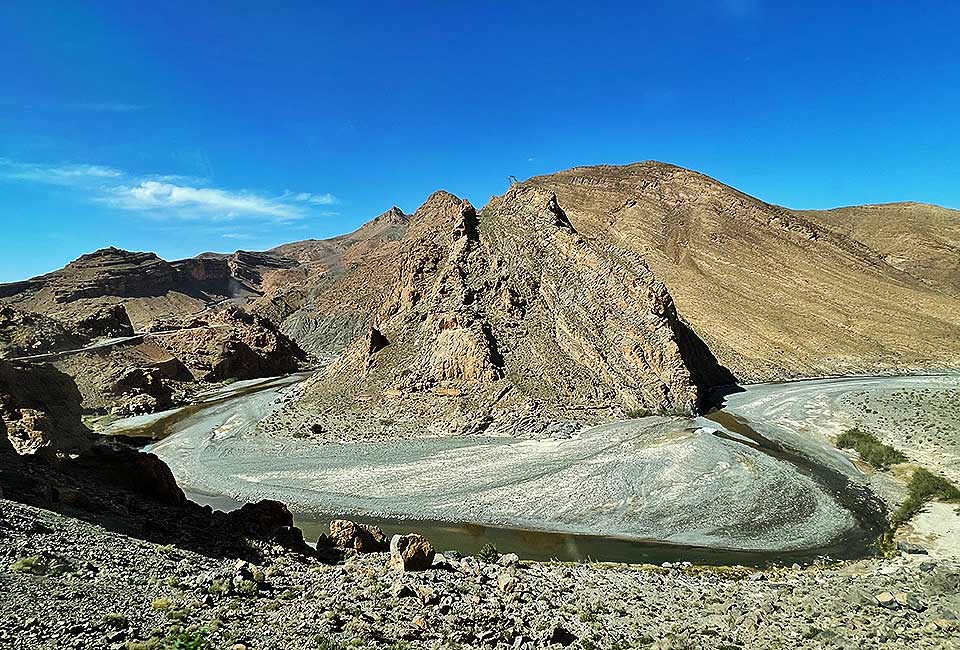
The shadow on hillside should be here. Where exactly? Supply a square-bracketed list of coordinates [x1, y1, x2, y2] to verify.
[672, 319, 739, 412]
[0, 447, 314, 564]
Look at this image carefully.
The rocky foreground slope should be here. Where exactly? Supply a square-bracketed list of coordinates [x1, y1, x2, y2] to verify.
[3, 496, 959, 650]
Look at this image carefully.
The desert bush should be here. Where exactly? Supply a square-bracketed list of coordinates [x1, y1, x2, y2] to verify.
[835, 428, 907, 469]
[892, 467, 960, 526]
[476, 543, 500, 563]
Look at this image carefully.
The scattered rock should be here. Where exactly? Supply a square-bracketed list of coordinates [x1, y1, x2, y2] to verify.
[547, 625, 576, 646]
[874, 591, 898, 609]
[497, 552, 520, 568]
[897, 541, 928, 554]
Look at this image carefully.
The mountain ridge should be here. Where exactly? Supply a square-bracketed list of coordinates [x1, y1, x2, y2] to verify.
[2, 161, 958, 416]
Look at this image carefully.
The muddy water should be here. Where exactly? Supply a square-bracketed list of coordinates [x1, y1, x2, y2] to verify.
[186, 489, 870, 567]
[102, 372, 313, 444]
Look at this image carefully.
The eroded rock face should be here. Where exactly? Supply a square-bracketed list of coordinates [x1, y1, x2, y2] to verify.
[107, 366, 175, 416]
[150, 306, 306, 381]
[522, 162, 960, 381]
[0, 305, 85, 358]
[0, 362, 91, 456]
[41, 248, 180, 303]
[267, 188, 729, 439]
[72, 304, 134, 339]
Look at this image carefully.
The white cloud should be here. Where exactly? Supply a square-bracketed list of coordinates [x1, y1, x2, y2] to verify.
[103, 180, 303, 220]
[0, 158, 338, 222]
[281, 190, 339, 205]
[0, 158, 123, 186]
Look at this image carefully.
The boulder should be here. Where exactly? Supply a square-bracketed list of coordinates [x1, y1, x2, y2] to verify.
[389, 533, 435, 572]
[70, 445, 186, 506]
[228, 499, 295, 537]
[73, 304, 134, 339]
[328, 519, 389, 553]
[497, 552, 520, 568]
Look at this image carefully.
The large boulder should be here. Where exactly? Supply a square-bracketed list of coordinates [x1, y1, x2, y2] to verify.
[150, 306, 306, 382]
[328, 519, 389, 552]
[228, 499, 295, 537]
[69, 445, 186, 506]
[0, 362, 91, 457]
[108, 366, 174, 416]
[390, 533, 436, 572]
[73, 304, 134, 339]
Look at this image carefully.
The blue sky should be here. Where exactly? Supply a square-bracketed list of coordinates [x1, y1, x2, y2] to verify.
[1, 1, 958, 282]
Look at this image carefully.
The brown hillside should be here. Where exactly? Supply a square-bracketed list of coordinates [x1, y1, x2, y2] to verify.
[522, 162, 960, 381]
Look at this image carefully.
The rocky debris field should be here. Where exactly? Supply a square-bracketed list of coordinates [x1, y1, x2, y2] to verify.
[1, 499, 959, 650]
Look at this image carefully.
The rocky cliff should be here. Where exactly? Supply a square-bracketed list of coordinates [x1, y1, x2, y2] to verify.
[0, 246, 294, 330]
[150, 306, 307, 382]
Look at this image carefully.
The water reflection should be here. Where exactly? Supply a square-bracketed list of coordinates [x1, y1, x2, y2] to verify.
[187, 490, 870, 567]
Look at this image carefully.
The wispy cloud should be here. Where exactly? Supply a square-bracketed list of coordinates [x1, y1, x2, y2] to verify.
[281, 190, 339, 205]
[75, 102, 149, 112]
[0, 158, 338, 222]
[0, 158, 122, 186]
[103, 180, 302, 220]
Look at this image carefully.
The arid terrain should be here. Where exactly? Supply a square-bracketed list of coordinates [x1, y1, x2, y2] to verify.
[2, 161, 959, 649]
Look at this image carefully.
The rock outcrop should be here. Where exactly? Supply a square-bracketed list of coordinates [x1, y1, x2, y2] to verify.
[0, 361, 91, 456]
[0, 247, 294, 331]
[327, 519, 389, 553]
[150, 306, 306, 382]
[264, 188, 730, 439]
[390, 533, 436, 572]
[0, 305, 85, 358]
[72, 304, 134, 339]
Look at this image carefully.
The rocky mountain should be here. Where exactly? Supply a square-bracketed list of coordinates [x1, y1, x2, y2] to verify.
[3, 161, 958, 432]
[798, 201, 960, 296]
[0, 248, 308, 418]
[519, 162, 960, 381]
[0, 246, 295, 330]
[257, 188, 732, 440]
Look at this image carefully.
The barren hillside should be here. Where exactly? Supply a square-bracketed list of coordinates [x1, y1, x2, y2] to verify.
[522, 162, 960, 381]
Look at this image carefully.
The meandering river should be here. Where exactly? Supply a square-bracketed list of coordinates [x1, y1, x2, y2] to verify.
[105, 373, 960, 564]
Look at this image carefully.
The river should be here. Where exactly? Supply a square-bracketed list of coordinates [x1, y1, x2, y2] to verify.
[104, 373, 960, 565]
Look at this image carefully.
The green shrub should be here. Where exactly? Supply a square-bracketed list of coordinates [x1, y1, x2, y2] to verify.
[103, 613, 128, 628]
[314, 637, 345, 650]
[476, 543, 499, 563]
[207, 578, 231, 595]
[9, 556, 46, 575]
[835, 428, 907, 469]
[167, 629, 209, 650]
[151, 597, 174, 611]
[127, 628, 208, 650]
[892, 467, 960, 526]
